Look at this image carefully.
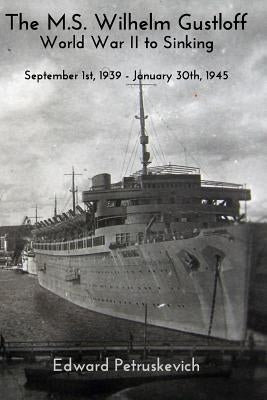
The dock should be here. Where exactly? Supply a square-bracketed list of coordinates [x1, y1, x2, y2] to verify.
[1, 339, 266, 362]
[1, 339, 266, 396]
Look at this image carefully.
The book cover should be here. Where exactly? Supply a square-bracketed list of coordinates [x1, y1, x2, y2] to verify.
[0, 0, 266, 399]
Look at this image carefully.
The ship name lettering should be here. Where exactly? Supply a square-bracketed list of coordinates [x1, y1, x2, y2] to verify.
[120, 249, 139, 257]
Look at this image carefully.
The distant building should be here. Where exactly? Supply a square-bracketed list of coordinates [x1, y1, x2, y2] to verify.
[0, 225, 33, 262]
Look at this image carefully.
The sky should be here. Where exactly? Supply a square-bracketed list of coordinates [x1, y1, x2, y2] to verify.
[0, 0, 266, 225]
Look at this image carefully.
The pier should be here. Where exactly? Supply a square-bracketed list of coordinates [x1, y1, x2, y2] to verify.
[1, 339, 266, 362]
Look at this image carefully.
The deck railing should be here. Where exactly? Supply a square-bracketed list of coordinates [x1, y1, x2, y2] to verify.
[132, 164, 200, 177]
[201, 180, 244, 189]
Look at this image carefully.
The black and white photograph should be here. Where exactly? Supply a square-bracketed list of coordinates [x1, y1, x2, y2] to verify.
[0, 0, 266, 399]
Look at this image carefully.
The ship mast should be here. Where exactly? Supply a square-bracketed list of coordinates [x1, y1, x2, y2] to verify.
[64, 167, 82, 215]
[128, 72, 155, 175]
[29, 204, 42, 225]
[71, 167, 76, 213]
[138, 77, 150, 175]
[49, 193, 62, 218]
[35, 204, 38, 225]
[54, 194, 57, 218]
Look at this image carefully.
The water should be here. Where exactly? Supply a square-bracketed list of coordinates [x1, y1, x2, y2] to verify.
[0, 270, 266, 399]
[108, 373, 267, 400]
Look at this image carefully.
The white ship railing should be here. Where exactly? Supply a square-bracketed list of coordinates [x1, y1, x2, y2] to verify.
[201, 180, 244, 189]
[131, 164, 200, 177]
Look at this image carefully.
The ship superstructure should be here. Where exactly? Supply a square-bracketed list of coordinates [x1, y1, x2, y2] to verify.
[32, 79, 254, 341]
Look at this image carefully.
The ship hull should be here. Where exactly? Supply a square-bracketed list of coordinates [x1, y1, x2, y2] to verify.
[248, 222, 267, 334]
[34, 224, 251, 341]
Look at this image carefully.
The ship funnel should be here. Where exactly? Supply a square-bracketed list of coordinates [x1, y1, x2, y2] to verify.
[92, 174, 111, 191]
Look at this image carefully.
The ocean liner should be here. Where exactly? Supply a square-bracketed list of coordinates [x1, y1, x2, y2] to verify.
[32, 79, 256, 341]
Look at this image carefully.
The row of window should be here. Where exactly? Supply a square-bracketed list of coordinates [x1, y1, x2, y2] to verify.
[63, 292, 182, 309]
[34, 236, 105, 251]
[116, 232, 131, 244]
[116, 231, 170, 245]
[90, 297, 185, 308]
[87, 283, 179, 292]
[90, 269, 142, 275]
[90, 268, 169, 275]
[88, 283, 160, 291]
[104, 197, 203, 209]
[126, 197, 198, 206]
[115, 227, 197, 246]
[143, 182, 198, 189]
